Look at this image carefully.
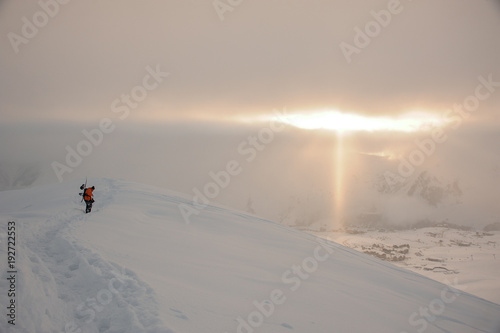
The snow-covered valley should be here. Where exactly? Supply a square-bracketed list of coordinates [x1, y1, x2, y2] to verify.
[308, 227, 500, 305]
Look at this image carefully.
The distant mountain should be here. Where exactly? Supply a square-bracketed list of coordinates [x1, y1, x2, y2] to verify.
[375, 170, 463, 207]
[0, 162, 42, 191]
[277, 166, 466, 230]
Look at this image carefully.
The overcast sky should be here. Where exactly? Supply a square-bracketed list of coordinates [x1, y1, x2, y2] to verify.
[0, 1, 499, 228]
[1, 0, 499, 122]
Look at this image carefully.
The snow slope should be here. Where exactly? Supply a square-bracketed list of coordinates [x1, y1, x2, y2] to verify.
[0, 178, 499, 333]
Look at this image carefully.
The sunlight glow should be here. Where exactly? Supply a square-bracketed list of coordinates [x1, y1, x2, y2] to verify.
[277, 110, 446, 133]
[236, 109, 449, 229]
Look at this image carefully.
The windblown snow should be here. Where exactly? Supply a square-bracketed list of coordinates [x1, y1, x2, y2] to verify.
[0, 178, 499, 333]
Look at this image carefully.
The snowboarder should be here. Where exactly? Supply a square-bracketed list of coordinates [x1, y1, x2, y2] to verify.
[82, 186, 95, 213]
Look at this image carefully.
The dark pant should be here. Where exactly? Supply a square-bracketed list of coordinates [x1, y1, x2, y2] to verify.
[85, 200, 93, 213]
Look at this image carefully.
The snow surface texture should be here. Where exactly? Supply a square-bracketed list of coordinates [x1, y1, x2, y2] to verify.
[0, 178, 499, 333]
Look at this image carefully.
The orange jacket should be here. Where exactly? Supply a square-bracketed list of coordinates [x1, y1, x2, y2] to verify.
[83, 188, 94, 201]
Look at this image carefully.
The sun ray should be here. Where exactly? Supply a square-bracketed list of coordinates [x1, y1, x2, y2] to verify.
[235, 109, 450, 230]
[276, 109, 447, 133]
[334, 131, 344, 229]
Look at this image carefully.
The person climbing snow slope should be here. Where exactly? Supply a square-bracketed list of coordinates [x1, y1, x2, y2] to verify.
[82, 186, 95, 213]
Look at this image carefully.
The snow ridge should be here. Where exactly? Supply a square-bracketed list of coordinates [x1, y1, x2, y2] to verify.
[1, 178, 499, 333]
[0, 178, 173, 333]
